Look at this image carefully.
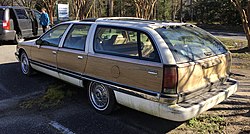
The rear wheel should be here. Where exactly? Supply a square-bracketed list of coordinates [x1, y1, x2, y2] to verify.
[88, 82, 116, 114]
[20, 52, 32, 76]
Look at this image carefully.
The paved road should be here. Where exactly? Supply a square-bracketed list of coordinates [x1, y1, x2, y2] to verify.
[0, 45, 56, 102]
[207, 30, 247, 41]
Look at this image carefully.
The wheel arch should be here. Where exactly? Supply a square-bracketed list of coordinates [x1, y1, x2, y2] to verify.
[18, 48, 26, 59]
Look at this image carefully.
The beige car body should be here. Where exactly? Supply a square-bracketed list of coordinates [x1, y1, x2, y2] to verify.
[16, 18, 237, 121]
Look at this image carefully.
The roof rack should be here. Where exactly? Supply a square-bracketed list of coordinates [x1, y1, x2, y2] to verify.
[80, 18, 97, 22]
[96, 17, 145, 21]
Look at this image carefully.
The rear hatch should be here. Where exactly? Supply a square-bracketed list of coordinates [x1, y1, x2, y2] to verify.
[156, 25, 230, 101]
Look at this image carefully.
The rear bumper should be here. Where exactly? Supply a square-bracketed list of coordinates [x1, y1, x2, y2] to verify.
[159, 78, 237, 121]
[0, 30, 16, 41]
[114, 78, 237, 121]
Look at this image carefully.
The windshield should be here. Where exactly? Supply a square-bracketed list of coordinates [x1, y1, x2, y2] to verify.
[156, 25, 227, 63]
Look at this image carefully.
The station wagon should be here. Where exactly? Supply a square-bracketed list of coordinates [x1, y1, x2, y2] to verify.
[15, 17, 238, 121]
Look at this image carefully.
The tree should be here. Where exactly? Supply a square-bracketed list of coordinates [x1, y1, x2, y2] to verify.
[171, 0, 181, 21]
[108, 0, 114, 16]
[16, 0, 37, 8]
[41, 0, 56, 24]
[0, 0, 12, 6]
[71, 0, 86, 19]
[133, 0, 158, 19]
[231, 0, 250, 51]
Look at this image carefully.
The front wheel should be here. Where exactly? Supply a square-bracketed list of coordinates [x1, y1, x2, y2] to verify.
[20, 52, 32, 76]
[88, 82, 116, 114]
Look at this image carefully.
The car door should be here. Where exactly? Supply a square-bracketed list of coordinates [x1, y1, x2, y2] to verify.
[14, 8, 32, 37]
[57, 24, 91, 86]
[30, 24, 70, 78]
[85, 26, 163, 94]
[26, 9, 36, 36]
[32, 10, 43, 36]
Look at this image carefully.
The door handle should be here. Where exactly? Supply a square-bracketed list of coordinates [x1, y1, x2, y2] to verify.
[148, 70, 158, 75]
[52, 51, 57, 54]
[77, 56, 84, 59]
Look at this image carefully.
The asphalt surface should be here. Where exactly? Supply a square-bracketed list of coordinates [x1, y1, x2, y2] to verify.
[207, 30, 247, 41]
[0, 44, 182, 134]
[0, 45, 56, 101]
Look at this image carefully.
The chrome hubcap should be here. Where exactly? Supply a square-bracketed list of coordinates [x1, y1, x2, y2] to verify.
[21, 54, 29, 74]
[90, 83, 109, 110]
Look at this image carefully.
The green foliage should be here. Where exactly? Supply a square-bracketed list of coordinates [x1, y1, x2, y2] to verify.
[183, 0, 241, 25]
[187, 115, 226, 133]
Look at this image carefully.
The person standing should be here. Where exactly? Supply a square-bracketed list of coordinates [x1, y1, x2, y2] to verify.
[40, 8, 50, 33]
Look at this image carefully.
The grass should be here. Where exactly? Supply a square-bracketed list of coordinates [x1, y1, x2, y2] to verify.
[231, 53, 250, 59]
[20, 81, 79, 110]
[217, 37, 248, 50]
[217, 37, 250, 69]
[186, 115, 226, 134]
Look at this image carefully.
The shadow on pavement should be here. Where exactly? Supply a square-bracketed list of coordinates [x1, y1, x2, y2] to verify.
[230, 47, 250, 53]
[113, 106, 184, 134]
[0, 62, 56, 101]
[0, 41, 17, 45]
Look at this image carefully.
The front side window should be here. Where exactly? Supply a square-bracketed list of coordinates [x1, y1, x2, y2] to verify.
[63, 24, 90, 50]
[94, 26, 159, 62]
[40, 24, 69, 47]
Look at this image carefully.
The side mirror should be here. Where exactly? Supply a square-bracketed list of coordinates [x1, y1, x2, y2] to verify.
[35, 39, 42, 48]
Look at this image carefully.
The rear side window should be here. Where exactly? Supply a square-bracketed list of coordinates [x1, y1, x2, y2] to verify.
[94, 26, 160, 62]
[156, 26, 227, 63]
[15, 9, 28, 19]
[63, 24, 91, 50]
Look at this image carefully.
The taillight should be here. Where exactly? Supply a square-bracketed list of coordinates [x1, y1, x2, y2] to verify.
[3, 20, 10, 30]
[162, 66, 178, 94]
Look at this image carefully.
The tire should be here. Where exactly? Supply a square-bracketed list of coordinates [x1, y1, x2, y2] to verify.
[20, 52, 32, 76]
[88, 82, 116, 114]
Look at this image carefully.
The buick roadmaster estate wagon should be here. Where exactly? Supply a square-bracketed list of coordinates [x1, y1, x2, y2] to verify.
[15, 18, 238, 121]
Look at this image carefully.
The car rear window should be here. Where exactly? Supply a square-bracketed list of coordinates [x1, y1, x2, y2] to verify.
[156, 25, 227, 63]
[0, 9, 4, 20]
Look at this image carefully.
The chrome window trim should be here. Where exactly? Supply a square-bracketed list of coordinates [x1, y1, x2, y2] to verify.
[58, 23, 73, 48]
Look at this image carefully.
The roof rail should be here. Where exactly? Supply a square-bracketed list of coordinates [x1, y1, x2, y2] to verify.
[80, 18, 97, 22]
[96, 17, 145, 22]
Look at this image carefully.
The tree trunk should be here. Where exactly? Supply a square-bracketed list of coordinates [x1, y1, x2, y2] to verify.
[231, 0, 250, 51]
[109, 0, 114, 17]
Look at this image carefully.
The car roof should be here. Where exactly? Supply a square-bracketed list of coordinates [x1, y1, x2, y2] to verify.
[61, 17, 190, 29]
[0, 6, 28, 9]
